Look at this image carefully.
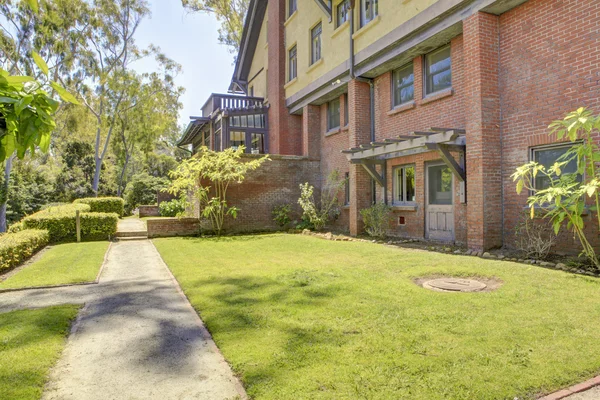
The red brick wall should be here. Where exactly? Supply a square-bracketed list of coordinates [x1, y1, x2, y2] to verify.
[267, 0, 303, 156]
[147, 218, 200, 238]
[499, 0, 600, 253]
[188, 155, 321, 234]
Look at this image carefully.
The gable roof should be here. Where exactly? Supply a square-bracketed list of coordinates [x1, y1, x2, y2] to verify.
[228, 0, 268, 94]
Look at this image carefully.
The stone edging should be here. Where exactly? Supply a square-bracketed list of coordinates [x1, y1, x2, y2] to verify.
[0, 241, 112, 294]
[300, 230, 599, 277]
[538, 375, 600, 400]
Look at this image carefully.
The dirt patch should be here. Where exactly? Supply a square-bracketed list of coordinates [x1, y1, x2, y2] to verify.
[413, 275, 503, 292]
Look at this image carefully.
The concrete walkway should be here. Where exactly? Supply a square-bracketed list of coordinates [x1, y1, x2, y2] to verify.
[0, 240, 246, 400]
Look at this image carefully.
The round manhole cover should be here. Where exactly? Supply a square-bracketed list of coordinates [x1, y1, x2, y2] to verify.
[423, 278, 487, 292]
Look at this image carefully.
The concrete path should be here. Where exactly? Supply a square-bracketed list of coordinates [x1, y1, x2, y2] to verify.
[0, 240, 246, 400]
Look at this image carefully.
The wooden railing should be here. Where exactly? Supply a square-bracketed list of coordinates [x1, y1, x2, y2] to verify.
[202, 94, 265, 117]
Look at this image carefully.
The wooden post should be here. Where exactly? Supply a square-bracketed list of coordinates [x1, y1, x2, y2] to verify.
[76, 210, 81, 243]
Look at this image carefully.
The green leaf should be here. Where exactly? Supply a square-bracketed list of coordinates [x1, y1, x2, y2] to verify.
[26, 0, 38, 13]
[50, 82, 80, 105]
[516, 179, 523, 194]
[32, 52, 48, 75]
[5, 76, 34, 84]
[0, 97, 18, 104]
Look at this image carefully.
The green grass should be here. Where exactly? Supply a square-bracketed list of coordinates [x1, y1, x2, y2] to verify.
[0, 242, 109, 290]
[0, 305, 80, 399]
[153, 234, 600, 400]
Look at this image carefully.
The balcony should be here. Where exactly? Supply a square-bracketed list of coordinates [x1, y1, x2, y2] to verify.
[201, 93, 266, 118]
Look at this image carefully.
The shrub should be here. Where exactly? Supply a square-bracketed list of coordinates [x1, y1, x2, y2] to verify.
[298, 171, 346, 231]
[360, 204, 392, 238]
[22, 203, 117, 242]
[74, 197, 125, 217]
[159, 198, 186, 217]
[272, 204, 292, 227]
[7, 221, 24, 233]
[514, 215, 557, 260]
[0, 229, 49, 272]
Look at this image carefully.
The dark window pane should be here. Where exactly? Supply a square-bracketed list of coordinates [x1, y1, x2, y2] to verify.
[534, 146, 579, 189]
[327, 98, 340, 130]
[251, 133, 264, 154]
[393, 64, 414, 106]
[289, 0, 296, 16]
[230, 131, 245, 150]
[344, 94, 349, 126]
[426, 46, 452, 94]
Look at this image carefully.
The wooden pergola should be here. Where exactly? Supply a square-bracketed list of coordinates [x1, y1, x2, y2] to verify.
[342, 128, 467, 203]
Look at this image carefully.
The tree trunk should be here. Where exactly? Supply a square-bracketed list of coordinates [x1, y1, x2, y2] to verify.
[117, 152, 130, 197]
[0, 157, 14, 232]
[92, 156, 102, 196]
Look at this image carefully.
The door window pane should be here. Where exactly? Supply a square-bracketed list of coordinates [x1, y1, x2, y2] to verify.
[428, 165, 452, 205]
[425, 46, 452, 95]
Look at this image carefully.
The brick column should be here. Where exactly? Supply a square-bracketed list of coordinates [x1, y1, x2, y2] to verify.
[302, 104, 321, 159]
[463, 12, 502, 250]
[267, 0, 302, 156]
[348, 79, 373, 236]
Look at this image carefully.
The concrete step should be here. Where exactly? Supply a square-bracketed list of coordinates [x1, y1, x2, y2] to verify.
[116, 231, 148, 238]
[115, 236, 148, 241]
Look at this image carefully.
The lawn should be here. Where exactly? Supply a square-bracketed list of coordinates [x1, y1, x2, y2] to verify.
[154, 234, 600, 400]
[0, 305, 80, 399]
[0, 242, 109, 290]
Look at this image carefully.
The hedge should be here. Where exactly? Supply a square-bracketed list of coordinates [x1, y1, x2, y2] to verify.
[74, 197, 125, 217]
[0, 229, 49, 272]
[22, 204, 118, 242]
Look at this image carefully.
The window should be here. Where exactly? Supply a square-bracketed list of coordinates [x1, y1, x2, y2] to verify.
[311, 23, 322, 65]
[288, 45, 297, 82]
[532, 144, 579, 190]
[336, 0, 350, 28]
[248, 86, 254, 97]
[288, 0, 296, 17]
[425, 45, 452, 95]
[230, 114, 265, 128]
[343, 93, 349, 126]
[394, 166, 416, 204]
[392, 63, 414, 107]
[251, 133, 265, 154]
[327, 98, 340, 131]
[360, 0, 378, 27]
[230, 131, 245, 150]
[344, 172, 350, 205]
[428, 165, 452, 205]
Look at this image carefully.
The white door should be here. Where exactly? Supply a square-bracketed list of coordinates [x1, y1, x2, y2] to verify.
[426, 163, 454, 242]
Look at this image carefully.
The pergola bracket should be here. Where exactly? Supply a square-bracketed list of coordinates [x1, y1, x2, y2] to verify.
[425, 143, 466, 182]
[360, 163, 385, 187]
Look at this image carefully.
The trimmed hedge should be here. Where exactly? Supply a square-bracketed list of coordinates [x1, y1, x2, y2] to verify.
[22, 204, 117, 242]
[74, 197, 125, 217]
[0, 229, 49, 272]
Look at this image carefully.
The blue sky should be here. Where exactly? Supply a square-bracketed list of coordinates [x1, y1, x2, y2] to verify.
[133, 0, 235, 127]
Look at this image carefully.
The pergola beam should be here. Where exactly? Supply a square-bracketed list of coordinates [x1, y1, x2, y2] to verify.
[425, 142, 466, 182]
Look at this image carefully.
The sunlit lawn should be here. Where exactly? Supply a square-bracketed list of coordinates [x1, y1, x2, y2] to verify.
[0, 305, 80, 399]
[0, 242, 109, 290]
[154, 234, 600, 400]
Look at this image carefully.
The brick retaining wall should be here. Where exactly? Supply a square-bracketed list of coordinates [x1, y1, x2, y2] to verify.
[138, 205, 160, 218]
[147, 218, 200, 238]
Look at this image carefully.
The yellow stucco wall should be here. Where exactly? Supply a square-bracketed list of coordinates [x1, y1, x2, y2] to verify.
[248, 6, 269, 100]
[284, 0, 439, 99]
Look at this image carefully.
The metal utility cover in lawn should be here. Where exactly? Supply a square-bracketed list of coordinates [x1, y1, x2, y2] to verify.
[423, 278, 486, 292]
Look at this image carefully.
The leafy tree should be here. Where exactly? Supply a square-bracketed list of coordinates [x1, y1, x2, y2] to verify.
[123, 172, 170, 215]
[512, 108, 600, 268]
[168, 146, 268, 235]
[181, 0, 249, 54]
[6, 159, 53, 226]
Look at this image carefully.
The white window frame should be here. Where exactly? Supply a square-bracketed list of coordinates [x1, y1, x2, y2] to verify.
[393, 165, 416, 205]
